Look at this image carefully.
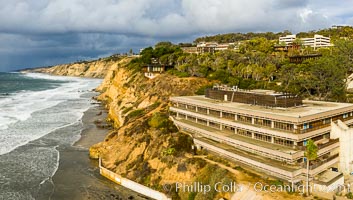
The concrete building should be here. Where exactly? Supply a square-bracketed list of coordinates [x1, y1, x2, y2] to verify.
[215, 43, 230, 51]
[278, 34, 333, 49]
[197, 42, 218, 54]
[279, 34, 297, 45]
[196, 42, 240, 54]
[169, 86, 353, 186]
[301, 34, 332, 49]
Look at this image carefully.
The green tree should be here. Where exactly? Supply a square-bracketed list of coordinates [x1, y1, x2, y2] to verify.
[303, 57, 346, 101]
[155, 41, 173, 49]
[263, 63, 276, 82]
[304, 139, 318, 196]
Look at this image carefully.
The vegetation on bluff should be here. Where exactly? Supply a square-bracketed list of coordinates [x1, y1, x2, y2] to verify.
[130, 26, 353, 102]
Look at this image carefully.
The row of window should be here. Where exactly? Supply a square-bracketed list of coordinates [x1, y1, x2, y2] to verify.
[174, 102, 353, 132]
[179, 113, 296, 147]
[176, 103, 295, 132]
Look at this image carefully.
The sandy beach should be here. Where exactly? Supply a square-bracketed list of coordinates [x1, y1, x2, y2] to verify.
[48, 105, 148, 200]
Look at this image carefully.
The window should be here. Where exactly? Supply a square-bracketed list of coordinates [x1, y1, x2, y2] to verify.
[303, 123, 308, 129]
[209, 109, 220, 117]
[274, 138, 294, 147]
[343, 113, 349, 119]
[198, 119, 207, 126]
[322, 118, 331, 124]
[198, 107, 208, 114]
[254, 133, 271, 142]
[254, 118, 271, 127]
[222, 112, 235, 120]
[237, 129, 252, 138]
[178, 103, 187, 109]
[275, 121, 294, 131]
[238, 115, 252, 123]
[187, 105, 196, 111]
[188, 116, 196, 122]
[209, 121, 220, 129]
[223, 125, 235, 133]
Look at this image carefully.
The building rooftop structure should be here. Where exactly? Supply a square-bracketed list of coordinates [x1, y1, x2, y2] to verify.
[205, 86, 303, 108]
[289, 54, 322, 63]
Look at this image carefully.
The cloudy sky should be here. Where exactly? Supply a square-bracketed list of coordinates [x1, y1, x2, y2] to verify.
[1, 0, 353, 72]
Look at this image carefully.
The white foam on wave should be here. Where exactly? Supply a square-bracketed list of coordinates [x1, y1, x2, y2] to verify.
[0, 73, 102, 155]
[23, 72, 78, 81]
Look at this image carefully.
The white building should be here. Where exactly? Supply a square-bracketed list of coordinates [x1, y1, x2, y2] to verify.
[279, 34, 296, 45]
[279, 34, 333, 49]
[301, 34, 332, 49]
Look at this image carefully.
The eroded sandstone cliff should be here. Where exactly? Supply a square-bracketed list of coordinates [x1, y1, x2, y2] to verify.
[90, 60, 213, 187]
[22, 57, 127, 78]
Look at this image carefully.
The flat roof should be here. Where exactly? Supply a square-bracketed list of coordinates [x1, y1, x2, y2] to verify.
[314, 170, 343, 186]
[171, 95, 353, 123]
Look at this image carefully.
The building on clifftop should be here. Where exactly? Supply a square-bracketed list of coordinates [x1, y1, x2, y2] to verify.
[169, 85, 353, 188]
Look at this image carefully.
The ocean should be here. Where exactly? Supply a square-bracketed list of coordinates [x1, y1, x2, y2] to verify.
[0, 72, 102, 199]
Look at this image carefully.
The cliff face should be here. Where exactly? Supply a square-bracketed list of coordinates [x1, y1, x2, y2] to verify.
[22, 58, 127, 78]
[91, 62, 212, 186]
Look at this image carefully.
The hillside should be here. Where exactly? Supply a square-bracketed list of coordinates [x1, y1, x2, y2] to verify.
[194, 26, 353, 43]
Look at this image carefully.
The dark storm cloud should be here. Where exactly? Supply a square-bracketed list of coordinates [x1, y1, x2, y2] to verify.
[0, 0, 352, 71]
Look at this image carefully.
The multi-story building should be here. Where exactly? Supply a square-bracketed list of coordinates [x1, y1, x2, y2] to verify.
[169, 86, 353, 186]
[278, 34, 333, 49]
[279, 34, 297, 45]
[301, 34, 332, 49]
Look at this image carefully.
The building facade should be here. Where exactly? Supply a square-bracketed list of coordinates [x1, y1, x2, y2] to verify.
[279, 34, 297, 45]
[196, 42, 240, 54]
[301, 34, 332, 49]
[278, 34, 333, 49]
[169, 86, 353, 185]
[197, 42, 218, 54]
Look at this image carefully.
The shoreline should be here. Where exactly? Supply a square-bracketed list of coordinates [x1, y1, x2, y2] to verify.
[48, 104, 148, 200]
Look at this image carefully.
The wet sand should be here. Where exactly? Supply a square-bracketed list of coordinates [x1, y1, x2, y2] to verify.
[49, 105, 148, 200]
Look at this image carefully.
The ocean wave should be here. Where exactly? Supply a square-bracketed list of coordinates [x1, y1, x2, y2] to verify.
[0, 74, 102, 155]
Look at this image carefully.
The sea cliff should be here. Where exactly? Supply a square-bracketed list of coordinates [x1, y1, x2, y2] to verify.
[90, 59, 213, 191]
[21, 57, 127, 78]
[24, 56, 304, 200]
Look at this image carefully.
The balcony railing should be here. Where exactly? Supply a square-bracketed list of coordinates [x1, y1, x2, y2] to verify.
[318, 139, 339, 149]
[301, 154, 339, 170]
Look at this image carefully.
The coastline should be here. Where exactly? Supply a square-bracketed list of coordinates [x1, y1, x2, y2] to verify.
[47, 104, 148, 200]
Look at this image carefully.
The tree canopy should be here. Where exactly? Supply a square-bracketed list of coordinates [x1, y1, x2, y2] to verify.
[130, 29, 353, 102]
[305, 139, 318, 161]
